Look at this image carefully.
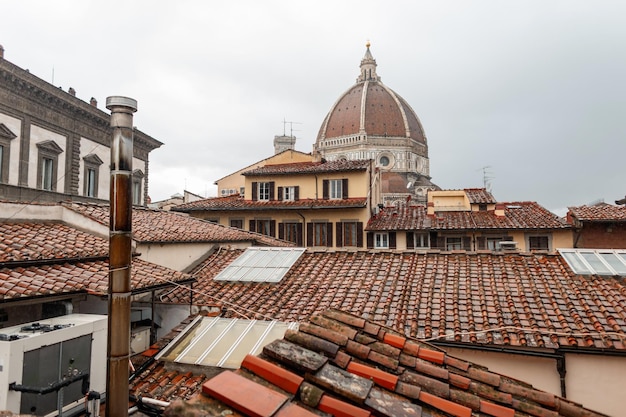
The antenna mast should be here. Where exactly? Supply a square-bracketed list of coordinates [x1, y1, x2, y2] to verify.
[481, 166, 494, 193]
[282, 118, 301, 137]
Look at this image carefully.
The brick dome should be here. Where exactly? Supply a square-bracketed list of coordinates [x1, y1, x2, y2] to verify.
[316, 43, 427, 146]
[313, 43, 438, 205]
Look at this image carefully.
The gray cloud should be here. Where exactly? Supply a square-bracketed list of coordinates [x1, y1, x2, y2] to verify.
[3, 0, 625, 214]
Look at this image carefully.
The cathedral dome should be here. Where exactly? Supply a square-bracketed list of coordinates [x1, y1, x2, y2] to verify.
[313, 43, 438, 205]
[316, 43, 427, 147]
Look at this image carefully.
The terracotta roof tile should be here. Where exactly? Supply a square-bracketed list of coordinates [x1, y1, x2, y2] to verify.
[367, 202, 569, 231]
[173, 194, 368, 212]
[156, 309, 605, 417]
[0, 222, 108, 263]
[568, 205, 626, 222]
[242, 159, 370, 176]
[64, 201, 292, 246]
[464, 188, 497, 204]
[160, 249, 626, 352]
[0, 257, 192, 299]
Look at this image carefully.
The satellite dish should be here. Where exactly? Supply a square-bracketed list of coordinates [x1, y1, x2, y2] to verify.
[406, 182, 413, 189]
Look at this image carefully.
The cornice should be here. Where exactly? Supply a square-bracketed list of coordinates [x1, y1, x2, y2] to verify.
[0, 58, 162, 152]
[0, 60, 109, 128]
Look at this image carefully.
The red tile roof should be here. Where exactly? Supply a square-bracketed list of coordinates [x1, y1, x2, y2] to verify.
[160, 249, 626, 351]
[173, 195, 368, 212]
[568, 205, 626, 222]
[0, 221, 108, 263]
[242, 159, 371, 176]
[155, 310, 605, 417]
[368, 202, 569, 231]
[464, 188, 497, 204]
[0, 257, 192, 299]
[64, 202, 292, 246]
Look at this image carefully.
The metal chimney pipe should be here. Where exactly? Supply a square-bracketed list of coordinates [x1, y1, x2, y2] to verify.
[105, 96, 137, 417]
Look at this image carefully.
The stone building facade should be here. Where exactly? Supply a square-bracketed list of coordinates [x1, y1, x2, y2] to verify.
[0, 45, 161, 205]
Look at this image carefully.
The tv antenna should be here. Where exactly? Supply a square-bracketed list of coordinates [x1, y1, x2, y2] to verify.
[478, 166, 494, 192]
[282, 118, 302, 137]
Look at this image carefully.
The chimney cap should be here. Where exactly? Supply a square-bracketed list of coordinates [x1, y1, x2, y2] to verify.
[106, 96, 137, 112]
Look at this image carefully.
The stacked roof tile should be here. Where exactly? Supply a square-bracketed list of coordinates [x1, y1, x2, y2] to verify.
[160, 249, 626, 351]
[157, 309, 605, 417]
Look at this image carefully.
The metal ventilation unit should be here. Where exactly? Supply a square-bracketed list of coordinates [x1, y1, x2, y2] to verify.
[0, 314, 107, 416]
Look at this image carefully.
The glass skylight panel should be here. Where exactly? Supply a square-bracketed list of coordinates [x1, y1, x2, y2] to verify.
[561, 251, 591, 274]
[600, 252, 626, 275]
[580, 252, 612, 275]
[214, 247, 306, 283]
[559, 249, 626, 276]
[157, 316, 298, 369]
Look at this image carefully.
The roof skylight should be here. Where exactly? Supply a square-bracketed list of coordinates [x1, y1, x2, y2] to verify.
[156, 316, 298, 368]
[559, 249, 626, 276]
[213, 247, 305, 283]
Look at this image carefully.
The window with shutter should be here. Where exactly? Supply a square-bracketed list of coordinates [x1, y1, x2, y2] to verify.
[309, 222, 332, 247]
[374, 232, 389, 249]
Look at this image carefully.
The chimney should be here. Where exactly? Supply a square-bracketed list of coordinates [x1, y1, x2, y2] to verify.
[427, 201, 435, 216]
[105, 96, 137, 417]
[495, 203, 506, 217]
[90, 97, 98, 107]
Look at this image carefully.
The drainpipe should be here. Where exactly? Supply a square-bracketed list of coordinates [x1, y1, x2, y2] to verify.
[296, 212, 306, 247]
[106, 96, 137, 417]
[314, 174, 319, 200]
[557, 355, 567, 398]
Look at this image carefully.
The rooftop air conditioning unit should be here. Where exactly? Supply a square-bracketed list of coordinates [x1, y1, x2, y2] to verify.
[498, 241, 518, 251]
[0, 314, 107, 416]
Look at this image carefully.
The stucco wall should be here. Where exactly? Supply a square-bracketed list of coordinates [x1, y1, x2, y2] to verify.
[137, 242, 217, 272]
[565, 353, 626, 417]
[216, 151, 314, 197]
[552, 229, 574, 250]
[429, 191, 470, 211]
[243, 166, 370, 202]
[443, 346, 625, 417]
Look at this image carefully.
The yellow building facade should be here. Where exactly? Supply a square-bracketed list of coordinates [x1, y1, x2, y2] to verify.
[176, 157, 380, 249]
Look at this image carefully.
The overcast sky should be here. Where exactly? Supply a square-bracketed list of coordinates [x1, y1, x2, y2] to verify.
[3, 1, 625, 215]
